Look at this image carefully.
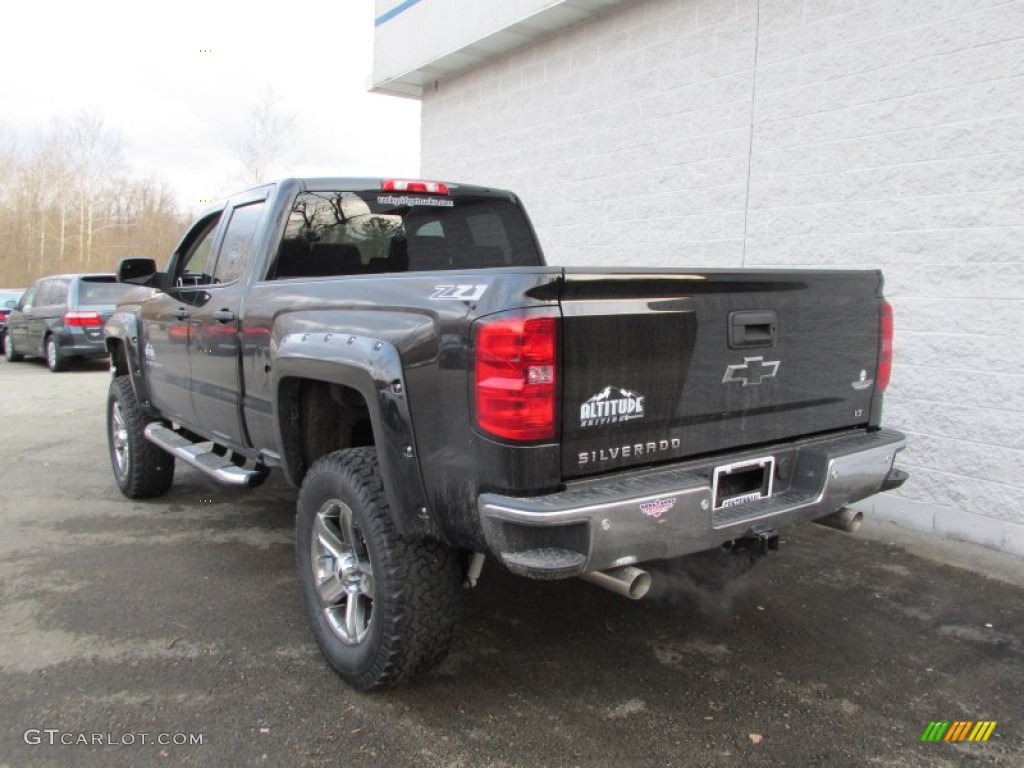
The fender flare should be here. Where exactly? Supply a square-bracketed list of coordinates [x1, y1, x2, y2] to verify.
[104, 310, 158, 416]
[271, 331, 438, 541]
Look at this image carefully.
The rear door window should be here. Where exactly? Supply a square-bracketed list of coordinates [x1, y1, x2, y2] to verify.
[38, 279, 68, 306]
[52, 280, 70, 305]
[213, 201, 266, 284]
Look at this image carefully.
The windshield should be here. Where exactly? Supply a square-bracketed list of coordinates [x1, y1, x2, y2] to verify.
[77, 279, 136, 306]
[266, 190, 542, 280]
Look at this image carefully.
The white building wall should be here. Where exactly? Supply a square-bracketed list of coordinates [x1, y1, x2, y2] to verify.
[419, 0, 1024, 555]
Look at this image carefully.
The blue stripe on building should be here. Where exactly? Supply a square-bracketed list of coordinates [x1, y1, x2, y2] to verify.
[375, 0, 425, 26]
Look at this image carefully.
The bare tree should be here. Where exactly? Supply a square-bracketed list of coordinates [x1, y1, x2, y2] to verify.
[0, 113, 185, 287]
[60, 111, 125, 268]
[233, 88, 296, 188]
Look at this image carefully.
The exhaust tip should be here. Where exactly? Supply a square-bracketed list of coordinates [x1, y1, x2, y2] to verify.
[629, 569, 652, 600]
[580, 566, 652, 600]
[814, 507, 863, 533]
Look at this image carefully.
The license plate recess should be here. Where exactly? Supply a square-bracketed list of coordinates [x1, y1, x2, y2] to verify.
[712, 456, 775, 511]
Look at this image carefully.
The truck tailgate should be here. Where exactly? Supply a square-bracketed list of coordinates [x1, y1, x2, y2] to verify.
[559, 270, 884, 479]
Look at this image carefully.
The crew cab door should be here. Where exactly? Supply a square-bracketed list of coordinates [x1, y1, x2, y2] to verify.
[187, 193, 268, 444]
[138, 209, 225, 425]
[27, 278, 67, 355]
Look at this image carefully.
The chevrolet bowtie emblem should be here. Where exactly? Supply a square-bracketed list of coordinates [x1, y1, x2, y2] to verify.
[723, 356, 780, 386]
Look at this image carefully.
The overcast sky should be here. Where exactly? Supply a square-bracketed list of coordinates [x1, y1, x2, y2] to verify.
[0, 0, 421, 212]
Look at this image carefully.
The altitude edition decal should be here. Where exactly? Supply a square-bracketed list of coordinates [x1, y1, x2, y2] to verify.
[579, 386, 645, 428]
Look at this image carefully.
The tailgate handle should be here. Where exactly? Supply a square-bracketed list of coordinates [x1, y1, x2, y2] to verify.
[729, 310, 777, 349]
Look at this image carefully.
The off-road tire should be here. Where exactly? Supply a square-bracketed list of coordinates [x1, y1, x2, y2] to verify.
[107, 376, 175, 498]
[296, 448, 461, 690]
[45, 335, 69, 372]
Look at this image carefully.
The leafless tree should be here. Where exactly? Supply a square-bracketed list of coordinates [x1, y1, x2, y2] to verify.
[0, 113, 186, 287]
[59, 111, 126, 268]
[232, 88, 296, 188]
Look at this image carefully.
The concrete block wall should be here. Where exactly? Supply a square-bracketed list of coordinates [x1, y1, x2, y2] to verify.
[419, 0, 1024, 555]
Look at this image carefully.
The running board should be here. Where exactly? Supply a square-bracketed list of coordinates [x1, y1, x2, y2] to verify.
[144, 424, 264, 487]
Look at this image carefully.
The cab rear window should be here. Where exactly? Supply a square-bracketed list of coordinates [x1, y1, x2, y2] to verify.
[266, 191, 542, 280]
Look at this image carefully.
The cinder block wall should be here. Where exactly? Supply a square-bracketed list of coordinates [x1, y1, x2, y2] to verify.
[420, 0, 1024, 555]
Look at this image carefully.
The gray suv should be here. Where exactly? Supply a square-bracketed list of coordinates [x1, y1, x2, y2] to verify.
[4, 275, 136, 372]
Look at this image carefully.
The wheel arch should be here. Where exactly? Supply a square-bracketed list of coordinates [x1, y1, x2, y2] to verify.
[104, 310, 158, 415]
[272, 334, 440, 542]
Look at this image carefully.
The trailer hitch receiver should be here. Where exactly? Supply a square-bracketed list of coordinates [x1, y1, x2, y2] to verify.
[733, 527, 779, 557]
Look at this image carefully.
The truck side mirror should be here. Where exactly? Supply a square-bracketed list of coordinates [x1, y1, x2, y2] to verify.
[117, 257, 159, 286]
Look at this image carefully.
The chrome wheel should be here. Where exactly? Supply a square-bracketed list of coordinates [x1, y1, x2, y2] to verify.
[46, 337, 58, 369]
[312, 499, 375, 645]
[297, 448, 461, 688]
[110, 400, 129, 478]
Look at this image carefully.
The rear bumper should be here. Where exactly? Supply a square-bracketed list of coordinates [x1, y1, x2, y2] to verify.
[55, 327, 107, 358]
[478, 428, 907, 579]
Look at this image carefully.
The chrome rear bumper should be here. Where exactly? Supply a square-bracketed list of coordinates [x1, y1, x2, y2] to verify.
[479, 429, 907, 578]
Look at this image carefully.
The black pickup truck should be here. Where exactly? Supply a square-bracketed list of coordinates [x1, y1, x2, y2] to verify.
[104, 177, 907, 689]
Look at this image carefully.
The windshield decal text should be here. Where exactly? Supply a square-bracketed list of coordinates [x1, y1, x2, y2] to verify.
[377, 194, 454, 208]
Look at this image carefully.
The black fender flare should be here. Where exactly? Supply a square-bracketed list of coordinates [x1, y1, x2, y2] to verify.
[271, 331, 438, 541]
[104, 310, 158, 416]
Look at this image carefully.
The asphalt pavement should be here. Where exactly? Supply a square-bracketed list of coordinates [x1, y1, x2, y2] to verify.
[0, 356, 1021, 767]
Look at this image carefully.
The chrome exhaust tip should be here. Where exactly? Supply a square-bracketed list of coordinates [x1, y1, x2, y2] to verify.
[580, 566, 652, 600]
[814, 507, 863, 533]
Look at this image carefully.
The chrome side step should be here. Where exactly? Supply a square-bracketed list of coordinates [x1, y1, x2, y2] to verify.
[144, 424, 263, 487]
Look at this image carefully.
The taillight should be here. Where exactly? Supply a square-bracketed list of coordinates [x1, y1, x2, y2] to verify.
[382, 178, 449, 195]
[64, 311, 103, 327]
[877, 300, 893, 393]
[474, 311, 557, 441]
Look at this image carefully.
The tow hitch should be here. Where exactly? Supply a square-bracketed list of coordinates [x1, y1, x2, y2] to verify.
[731, 528, 779, 557]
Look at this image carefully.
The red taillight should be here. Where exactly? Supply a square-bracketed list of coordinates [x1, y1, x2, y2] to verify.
[64, 311, 103, 327]
[475, 312, 557, 441]
[877, 300, 893, 393]
[382, 178, 449, 195]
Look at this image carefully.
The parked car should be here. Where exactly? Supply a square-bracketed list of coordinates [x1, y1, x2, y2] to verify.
[0, 289, 24, 354]
[4, 275, 138, 371]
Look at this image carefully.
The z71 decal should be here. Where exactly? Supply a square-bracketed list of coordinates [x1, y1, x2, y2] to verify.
[431, 285, 487, 301]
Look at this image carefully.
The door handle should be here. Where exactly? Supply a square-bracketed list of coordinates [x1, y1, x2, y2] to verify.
[171, 307, 190, 320]
[212, 309, 235, 323]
